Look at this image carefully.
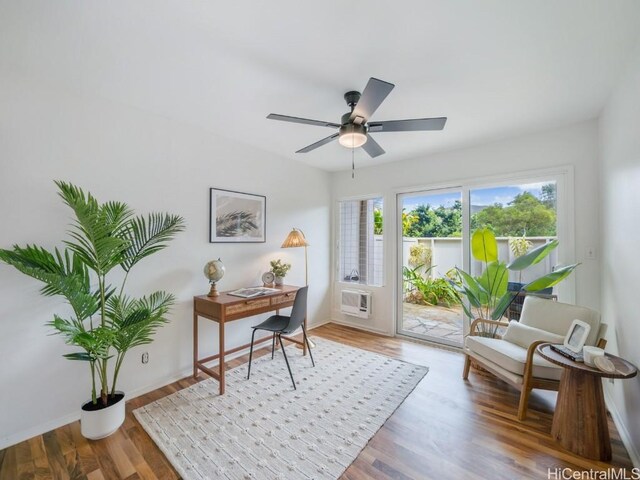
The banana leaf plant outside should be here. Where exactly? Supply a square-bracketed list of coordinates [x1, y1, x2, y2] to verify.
[454, 228, 578, 337]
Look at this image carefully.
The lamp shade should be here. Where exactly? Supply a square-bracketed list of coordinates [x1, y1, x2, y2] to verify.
[281, 228, 308, 248]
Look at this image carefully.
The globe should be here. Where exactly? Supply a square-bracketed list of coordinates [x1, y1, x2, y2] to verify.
[204, 258, 225, 296]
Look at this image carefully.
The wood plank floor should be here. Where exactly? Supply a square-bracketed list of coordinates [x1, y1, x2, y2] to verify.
[0, 323, 633, 479]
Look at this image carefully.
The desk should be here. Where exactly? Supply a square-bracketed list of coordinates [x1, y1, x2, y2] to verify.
[193, 285, 304, 395]
[537, 344, 637, 460]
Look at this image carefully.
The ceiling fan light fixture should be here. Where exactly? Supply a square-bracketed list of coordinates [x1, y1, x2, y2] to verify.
[267, 77, 447, 159]
[338, 123, 367, 148]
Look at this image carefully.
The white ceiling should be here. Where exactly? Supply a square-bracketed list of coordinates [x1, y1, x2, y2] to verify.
[1, 1, 639, 171]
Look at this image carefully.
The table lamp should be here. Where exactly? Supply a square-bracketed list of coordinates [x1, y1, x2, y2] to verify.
[281, 228, 314, 348]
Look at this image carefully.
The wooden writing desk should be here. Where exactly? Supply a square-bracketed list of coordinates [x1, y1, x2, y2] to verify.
[193, 285, 304, 395]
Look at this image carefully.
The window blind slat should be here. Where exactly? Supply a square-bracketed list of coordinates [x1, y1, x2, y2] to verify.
[339, 198, 383, 286]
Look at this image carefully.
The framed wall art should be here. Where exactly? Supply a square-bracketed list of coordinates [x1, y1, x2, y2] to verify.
[209, 188, 266, 243]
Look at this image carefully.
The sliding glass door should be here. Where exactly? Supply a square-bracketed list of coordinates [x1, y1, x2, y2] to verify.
[397, 171, 570, 348]
[397, 188, 465, 347]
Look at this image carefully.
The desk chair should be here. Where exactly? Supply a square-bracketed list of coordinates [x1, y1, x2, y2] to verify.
[247, 286, 314, 389]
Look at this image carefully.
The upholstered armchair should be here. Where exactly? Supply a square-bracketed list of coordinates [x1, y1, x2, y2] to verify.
[462, 296, 607, 420]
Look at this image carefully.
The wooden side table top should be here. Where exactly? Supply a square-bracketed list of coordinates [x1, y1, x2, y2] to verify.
[537, 344, 637, 379]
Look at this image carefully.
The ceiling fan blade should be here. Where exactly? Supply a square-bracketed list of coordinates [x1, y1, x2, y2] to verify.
[349, 78, 395, 123]
[362, 135, 385, 158]
[296, 133, 339, 153]
[267, 114, 340, 129]
[368, 117, 447, 132]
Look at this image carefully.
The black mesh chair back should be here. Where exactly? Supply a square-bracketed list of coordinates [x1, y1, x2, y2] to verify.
[284, 286, 308, 333]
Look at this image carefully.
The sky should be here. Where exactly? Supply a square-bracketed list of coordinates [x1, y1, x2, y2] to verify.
[402, 182, 552, 211]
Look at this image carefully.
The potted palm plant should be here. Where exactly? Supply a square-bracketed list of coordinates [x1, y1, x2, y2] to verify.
[455, 228, 578, 337]
[0, 181, 185, 439]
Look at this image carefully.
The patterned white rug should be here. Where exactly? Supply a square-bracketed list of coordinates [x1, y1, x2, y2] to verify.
[134, 337, 428, 480]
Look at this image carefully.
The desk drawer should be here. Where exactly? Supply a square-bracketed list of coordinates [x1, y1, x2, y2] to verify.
[271, 292, 296, 306]
[225, 298, 271, 316]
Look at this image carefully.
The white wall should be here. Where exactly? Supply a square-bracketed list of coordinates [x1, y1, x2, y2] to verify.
[0, 69, 331, 448]
[599, 43, 640, 466]
[330, 120, 601, 335]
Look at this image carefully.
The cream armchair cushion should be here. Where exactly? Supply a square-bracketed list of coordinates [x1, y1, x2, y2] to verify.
[502, 321, 565, 349]
[519, 296, 601, 346]
[465, 335, 562, 380]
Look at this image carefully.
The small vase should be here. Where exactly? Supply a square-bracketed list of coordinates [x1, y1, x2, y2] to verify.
[274, 276, 284, 286]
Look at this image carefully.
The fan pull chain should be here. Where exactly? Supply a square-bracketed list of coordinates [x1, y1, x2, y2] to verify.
[351, 145, 355, 179]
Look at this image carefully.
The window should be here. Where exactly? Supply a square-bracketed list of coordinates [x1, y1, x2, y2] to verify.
[338, 197, 383, 286]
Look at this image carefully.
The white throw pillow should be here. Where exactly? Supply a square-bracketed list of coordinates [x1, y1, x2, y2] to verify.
[503, 321, 565, 349]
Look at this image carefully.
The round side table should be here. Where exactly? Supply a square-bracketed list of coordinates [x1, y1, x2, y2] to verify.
[537, 344, 637, 461]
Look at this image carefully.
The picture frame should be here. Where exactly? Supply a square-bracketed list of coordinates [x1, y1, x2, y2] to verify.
[563, 319, 591, 353]
[209, 188, 266, 243]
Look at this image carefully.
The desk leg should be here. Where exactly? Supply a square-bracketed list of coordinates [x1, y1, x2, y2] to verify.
[193, 311, 198, 378]
[218, 320, 225, 395]
[552, 369, 611, 461]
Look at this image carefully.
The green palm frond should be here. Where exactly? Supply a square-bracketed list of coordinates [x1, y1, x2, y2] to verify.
[107, 291, 174, 352]
[49, 315, 113, 361]
[137, 291, 175, 316]
[121, 213, 186, 272]
[0, 245, 100, 320]
[56, 181, 132, 275]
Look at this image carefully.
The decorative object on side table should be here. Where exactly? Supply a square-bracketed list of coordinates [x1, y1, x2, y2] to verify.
[261, 271, 275, 287]
[209, 188, 266, 243]
[0, 181, 185, 439]
[593, 354, 615, 372]
[204, 258, 225, 297]
[269, 259, 291, 286]
[582, 346, 605, 368]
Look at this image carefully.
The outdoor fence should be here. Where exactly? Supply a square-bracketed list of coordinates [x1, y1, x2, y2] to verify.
[402, 236, 558, 285]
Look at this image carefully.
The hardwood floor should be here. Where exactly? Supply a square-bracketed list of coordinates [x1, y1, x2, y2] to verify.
[0, 323, 633, 479]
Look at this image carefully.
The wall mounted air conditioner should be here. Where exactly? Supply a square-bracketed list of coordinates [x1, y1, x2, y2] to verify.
[340, 289, 372, 318]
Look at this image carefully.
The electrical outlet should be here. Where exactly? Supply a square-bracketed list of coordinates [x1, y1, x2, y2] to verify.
[142, 352, 149, 364]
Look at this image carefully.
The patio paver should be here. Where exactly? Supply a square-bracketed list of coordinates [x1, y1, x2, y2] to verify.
[401, 302, 464, 346]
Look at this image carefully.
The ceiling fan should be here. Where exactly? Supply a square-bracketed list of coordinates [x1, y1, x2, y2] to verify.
[267, 77, 447, 159]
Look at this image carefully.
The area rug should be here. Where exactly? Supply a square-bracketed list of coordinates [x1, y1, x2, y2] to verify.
[133, 337, 428, 480]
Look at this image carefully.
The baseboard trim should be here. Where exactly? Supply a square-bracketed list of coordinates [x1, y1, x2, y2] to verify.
[0, 411, 80, 451]
[604, 387, 640, 468]
[329, 318, 393, 336]
[0, 365, 196, 451]
[308, 318, 332, 330]
[0, 321, 333, 451]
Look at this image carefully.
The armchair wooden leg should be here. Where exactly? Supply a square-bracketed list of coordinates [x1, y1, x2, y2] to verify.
[518, 340, 546, 421]
[517, 386, 531, 421]
[462, 354, 471, 380]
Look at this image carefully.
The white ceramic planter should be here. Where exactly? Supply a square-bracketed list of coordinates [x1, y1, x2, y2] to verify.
[274, 276, 284, 286]
[80, 391, 126, 440]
